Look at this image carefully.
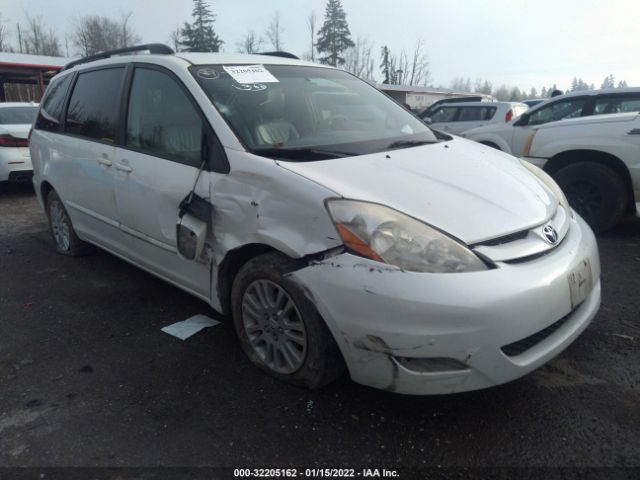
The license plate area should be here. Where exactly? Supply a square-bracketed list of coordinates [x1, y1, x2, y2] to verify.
[568, 258, 593, 309]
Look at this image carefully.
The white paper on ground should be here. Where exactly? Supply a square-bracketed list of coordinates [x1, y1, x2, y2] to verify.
[161, 314, 220, 340]
[223, 64, 279, 84]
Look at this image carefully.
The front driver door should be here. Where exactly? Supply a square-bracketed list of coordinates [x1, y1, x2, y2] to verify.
[113, 65, 215, 301]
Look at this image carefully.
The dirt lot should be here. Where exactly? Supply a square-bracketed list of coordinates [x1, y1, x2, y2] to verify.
[1, 184, 639, 473]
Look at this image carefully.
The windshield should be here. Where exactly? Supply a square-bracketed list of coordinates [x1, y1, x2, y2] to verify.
[0, 106, 38, 125]
[191, 64, 439, 160]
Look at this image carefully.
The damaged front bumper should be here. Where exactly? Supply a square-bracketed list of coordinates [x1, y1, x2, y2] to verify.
[290, 214, 601, 395]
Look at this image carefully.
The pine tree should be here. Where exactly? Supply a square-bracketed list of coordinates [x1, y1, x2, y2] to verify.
[316, 0, 354, 66]
[380, 46, 391, 84]
[180, 0, 223, 52]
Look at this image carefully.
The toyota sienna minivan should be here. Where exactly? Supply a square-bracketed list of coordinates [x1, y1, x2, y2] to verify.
[30, 44, 601, 395]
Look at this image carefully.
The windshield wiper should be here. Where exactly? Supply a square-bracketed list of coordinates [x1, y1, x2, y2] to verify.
[385, 140, 436, 151]
[253, 147, 353, 161]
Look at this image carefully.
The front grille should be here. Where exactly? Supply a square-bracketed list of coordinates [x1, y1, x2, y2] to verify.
[501, 311, 572, 357]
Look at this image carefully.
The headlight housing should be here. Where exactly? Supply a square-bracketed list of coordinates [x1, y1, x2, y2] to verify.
[325, 200, 488, 273]
[519, 160, 574, 217]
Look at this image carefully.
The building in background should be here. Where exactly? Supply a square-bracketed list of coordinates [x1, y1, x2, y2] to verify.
[0, 53, 69, 102]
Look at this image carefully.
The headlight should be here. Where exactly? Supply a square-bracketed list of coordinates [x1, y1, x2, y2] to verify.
[325, 200, 487, 273]
[519, 160, 574, 217]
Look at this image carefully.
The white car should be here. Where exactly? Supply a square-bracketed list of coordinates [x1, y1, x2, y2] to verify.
[30, 44, 600, 395]
[464, 88, 640, 156]
[0, 102, 38, 183]
[425, 101, 528, 135]
[522, 112, 640, 232]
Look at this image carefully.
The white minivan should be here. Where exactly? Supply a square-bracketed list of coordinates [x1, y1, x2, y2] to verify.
[30, 44, 601, 395]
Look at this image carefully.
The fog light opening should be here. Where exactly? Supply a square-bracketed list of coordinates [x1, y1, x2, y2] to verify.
[394, 356, 468, 373]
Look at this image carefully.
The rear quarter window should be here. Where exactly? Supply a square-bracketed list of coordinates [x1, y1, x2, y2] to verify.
[65, 68, 124, 142]
[458, 106, 496, 121]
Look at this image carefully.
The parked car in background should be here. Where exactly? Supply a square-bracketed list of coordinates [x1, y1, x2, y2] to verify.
[521, 98, 546, 108]
[31, 44, 600, 395]
[425, 101, 528, 135]
[0, 102, 38, 183]
[462, 87, 640, 156]
[419, 95, 494, 119]
[522, 112, 640, 232]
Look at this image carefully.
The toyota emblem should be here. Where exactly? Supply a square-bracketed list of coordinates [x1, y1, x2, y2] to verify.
[542, 224, 559, 244]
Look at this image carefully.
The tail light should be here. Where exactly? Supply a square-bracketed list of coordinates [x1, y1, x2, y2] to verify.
[505, 109, 514, 123]
[0, 134, 29, 147]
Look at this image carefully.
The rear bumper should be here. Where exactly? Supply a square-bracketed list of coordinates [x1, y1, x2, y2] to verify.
[0, 147, 32, 182]
[290, 214, 600, 395]
[7, 170, 33, 183]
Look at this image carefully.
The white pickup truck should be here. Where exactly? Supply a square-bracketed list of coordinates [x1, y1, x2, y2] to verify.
[522, 112, 640, 232]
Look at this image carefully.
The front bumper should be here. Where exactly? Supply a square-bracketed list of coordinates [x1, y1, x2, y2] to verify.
[290, 214, 600, 395]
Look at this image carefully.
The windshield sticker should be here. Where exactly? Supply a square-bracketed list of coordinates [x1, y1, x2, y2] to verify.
[232, 83, 268, 92]
[197, 68, 220, 80]
[223, 65, 279, 84]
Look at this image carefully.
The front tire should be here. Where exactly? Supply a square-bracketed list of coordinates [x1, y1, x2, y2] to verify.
[231, 252, 344, 389]
[553, 162, 627, 233]
[46, 190, 93, 256]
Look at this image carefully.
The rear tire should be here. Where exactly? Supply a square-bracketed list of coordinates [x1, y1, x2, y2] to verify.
[46, 190, 93, 256]
[231, 252, 345, 389]
[553, 162, 627, 233]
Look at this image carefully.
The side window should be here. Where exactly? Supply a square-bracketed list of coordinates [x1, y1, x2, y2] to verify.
[458, 107, 496, 122]
[430, 107, 457, 123]
[458, 107, 482, 122]
[594, 94, 640, 114]
[126, 68, 203, 166]
[35, 74, 73, 132]
[65, 68, 124, 142]
[528, 98, 587, 126]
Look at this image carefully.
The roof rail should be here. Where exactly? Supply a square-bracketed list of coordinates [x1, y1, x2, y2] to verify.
[63, 43, 174, 70]
[258, 51, 300, 60]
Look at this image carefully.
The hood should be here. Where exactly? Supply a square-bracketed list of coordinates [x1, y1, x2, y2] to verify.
[0, 124, 31, 139]
[278, 138, 557, 244]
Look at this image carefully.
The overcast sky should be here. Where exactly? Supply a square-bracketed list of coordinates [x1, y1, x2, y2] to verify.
[1, 0, 639, 92]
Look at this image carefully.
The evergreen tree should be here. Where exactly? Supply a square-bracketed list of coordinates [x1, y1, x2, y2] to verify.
[380, 45, 391, 84]
[601, 74, 616, 89]
[180, 0, 223, 52]
[316, 0, 354, 66]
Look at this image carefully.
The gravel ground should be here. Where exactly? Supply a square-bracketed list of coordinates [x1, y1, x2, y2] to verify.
[0, 183, 639, 475]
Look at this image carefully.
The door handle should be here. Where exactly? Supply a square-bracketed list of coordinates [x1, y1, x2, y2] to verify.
[97, 156, 112, 167]
[115, 163, 133, 173]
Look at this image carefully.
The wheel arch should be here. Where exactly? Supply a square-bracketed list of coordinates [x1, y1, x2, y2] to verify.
[544, 149, 635, 213]
[217, 243, 286, 315]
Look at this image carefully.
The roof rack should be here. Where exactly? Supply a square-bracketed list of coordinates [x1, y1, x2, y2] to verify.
[258, 51, 300, 60]
[63, 43, 175, 70]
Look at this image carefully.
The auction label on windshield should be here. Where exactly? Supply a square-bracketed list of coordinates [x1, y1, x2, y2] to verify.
[234, 468, 399, 478]
[223, 64, 279, 84]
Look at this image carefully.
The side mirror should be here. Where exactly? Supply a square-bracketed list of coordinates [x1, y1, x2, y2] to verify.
[177, 214, 207, 261]
[422, 116, 433, 125]
[176, 193, 213, 261]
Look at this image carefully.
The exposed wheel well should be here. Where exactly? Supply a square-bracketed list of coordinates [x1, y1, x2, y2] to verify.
[217, 243, 279, 315]
[40, 181, 54, 204]
[544, 149, 635, 213]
